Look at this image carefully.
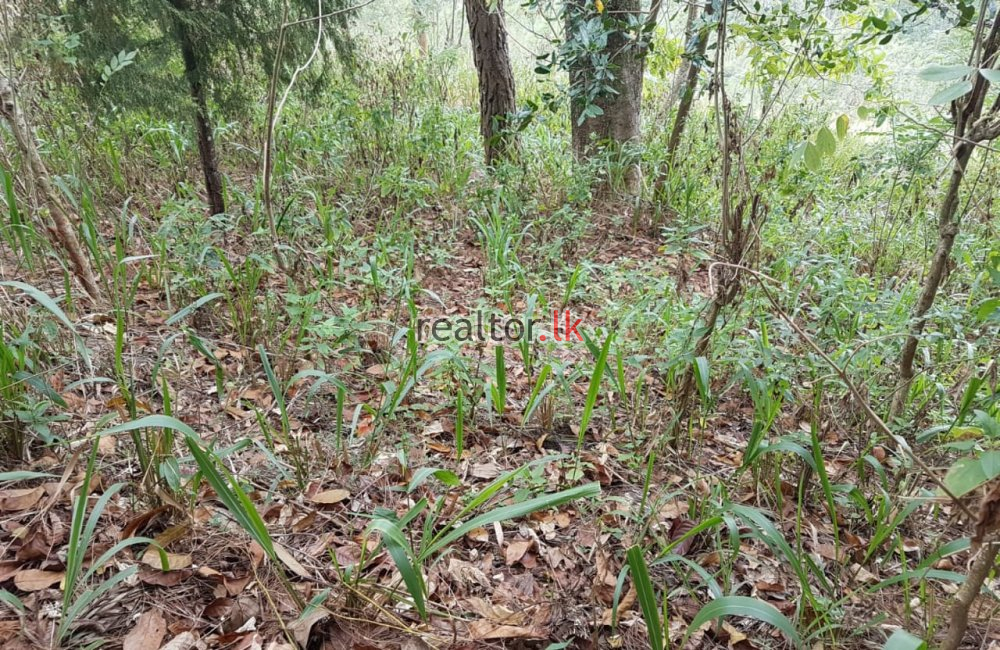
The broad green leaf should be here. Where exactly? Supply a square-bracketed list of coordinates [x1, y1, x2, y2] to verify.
[976, 298, 1000, 321]
[942, 453, 1000, 497]
[816, 126, 837, 157]
[928, 80, 973, 106]
[791, 141, 808, 164]
[979, 68, 1000, 84]
[975, 410, 1000, 438]
[407, 467, 461, 492]
[804, 141, 821, 171]
[626, 546, 664, 650]
[883, 628, 926, 650]
[981, 450, 1000, 478]
[684, 596, 801, 648]
[918, 64, 973, 81]
[836, 114, 849, 139]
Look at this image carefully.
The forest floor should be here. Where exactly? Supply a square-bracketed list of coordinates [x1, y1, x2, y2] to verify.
[0, 197, 992, 650]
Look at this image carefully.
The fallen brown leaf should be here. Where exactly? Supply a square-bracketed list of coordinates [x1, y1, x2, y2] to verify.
[468, 620, 544, 640]
[504, 539, 533, 566]
[288, 606, 331, 649]
[159, 631, 205, 650]
[309, 489, 350, 505]
[138, 567, 192, 587]
[141, 550, 192, 571]
[0, 487, 44, 512]
[274, 543, 311, 578]
[202, 597, 233, 619]
[13, 569, 64, 591]
[122, 609, 167, 650]
[471, 462, 500, 479]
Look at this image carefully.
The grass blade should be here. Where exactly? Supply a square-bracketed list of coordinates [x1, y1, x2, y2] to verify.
[684, 596, 802, 648]
[626, 545, 664, 650]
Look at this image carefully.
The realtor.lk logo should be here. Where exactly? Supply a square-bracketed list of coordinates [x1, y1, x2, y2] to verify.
[416, 309, 583, 343]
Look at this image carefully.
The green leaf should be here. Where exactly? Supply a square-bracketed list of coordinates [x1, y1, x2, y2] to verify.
[578, 332, 614, 444]
[976, 298, 1000, 321]
[975, 410, 1000, 438]
[626, 546, 664, 650]
[836, 114, 849, 139]
[0, 589, 25, 614]
[424, 482, 600, 560]
[407, 467, 461, 492]
[928, 80, 973, 106]
[0, 471, 56, 482]
[0, 281, 78, 334]
[804, 141, 821, 171]
[684, 596, 801, 648]
[166, 292, 223, 325]
[99, 416, 274, 557]
[816, 126, 837, 157]
[791, 141, 808, 164]
[942, 453, 1000, 497]
[883, 628, 927, 650]
[367, 518, 426, 620]
[918, 64, 973, 81]
[493, 346, 506, 415]
[981, 450, 1000, 478]
[979, 68, 1000, 84]
[693, 356, 711, 403]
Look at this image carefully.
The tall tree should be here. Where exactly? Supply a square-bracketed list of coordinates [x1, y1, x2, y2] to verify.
[170, 0, 225, 215]
[663, 0, 712, 170]
[61, 0, 355, 215]
[465, 0, 517, 164]
[563, 0, 659, 190]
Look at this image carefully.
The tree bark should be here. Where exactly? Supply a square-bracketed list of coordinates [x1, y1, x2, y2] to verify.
[891, 142, 974, 417]
[663, 0, 699, 115]
[664, 0, 713, 170]
[939, 542, 1000, 650]
[171, 0, 226, 216]
[464, 0, 517, 164]
[567, 0, 644, 158]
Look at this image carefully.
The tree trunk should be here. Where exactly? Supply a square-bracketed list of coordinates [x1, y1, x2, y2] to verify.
[890, 14, 1000, 420]
[567, 0, 644, 159]
[464, 0, 517, 164]
[940, 542, 1000, 650]
[890, 141, 974, 417]
[664, 0, 713, 170]
[414, 0, 431, 56]
[172, 0, 226, 216]
[663, 0, 699, 114]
